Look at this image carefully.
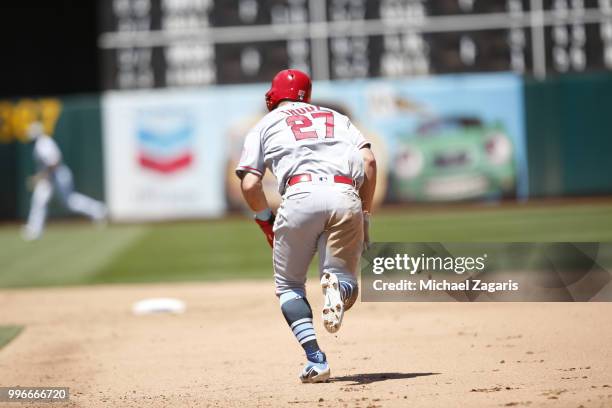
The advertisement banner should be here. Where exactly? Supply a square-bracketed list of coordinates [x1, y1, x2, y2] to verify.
[103, 73, 526, 220]
[102, 90, 225, 221]
[315, 74, 528, 203]
[218, 73, 527, 210]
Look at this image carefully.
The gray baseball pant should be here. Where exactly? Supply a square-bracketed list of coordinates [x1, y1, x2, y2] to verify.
[273, 179, 363, 309]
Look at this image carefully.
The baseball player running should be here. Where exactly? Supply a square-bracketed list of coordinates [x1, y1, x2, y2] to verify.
[236, 69, 377, 383]
[22, 122, 108, 241]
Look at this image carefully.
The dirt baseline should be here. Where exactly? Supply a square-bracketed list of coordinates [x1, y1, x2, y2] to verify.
[0, 281, 611, 407]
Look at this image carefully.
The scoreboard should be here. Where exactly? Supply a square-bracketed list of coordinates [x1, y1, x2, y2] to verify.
[98, 0, 612, 90]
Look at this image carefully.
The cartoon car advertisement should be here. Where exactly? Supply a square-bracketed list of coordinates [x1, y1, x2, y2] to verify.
[390, 116, 516, 202]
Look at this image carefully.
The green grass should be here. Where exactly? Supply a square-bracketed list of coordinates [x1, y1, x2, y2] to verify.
[0, 224, 145, 287]
[91, 219, 273, 284]
[1, 202, 612, 288]
[0, 326, 23, 349]
[374, 204, 612, 241]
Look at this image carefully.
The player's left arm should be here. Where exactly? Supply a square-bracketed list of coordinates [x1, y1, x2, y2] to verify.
[240, 173, 269, 213]
[240, 173, 275, 248]
[236, 126, 275, 248]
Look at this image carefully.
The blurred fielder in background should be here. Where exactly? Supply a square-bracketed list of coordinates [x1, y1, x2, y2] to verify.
[236, 69, 377, 383]
[22, 122, 107, 241]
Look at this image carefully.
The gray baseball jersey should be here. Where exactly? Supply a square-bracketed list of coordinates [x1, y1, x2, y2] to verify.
[235, 102, 369, 192]
[33, 135, 62, 171]
[236, 101, 369, 296]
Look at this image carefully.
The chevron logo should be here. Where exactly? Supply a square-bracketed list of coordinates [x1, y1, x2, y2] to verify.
[136, 111, 194, 174]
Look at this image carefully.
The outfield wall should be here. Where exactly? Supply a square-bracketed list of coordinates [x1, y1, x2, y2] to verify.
[0, 96, 104, 219]
[525, 73, 612, 198]
[0, 73, 611, 220]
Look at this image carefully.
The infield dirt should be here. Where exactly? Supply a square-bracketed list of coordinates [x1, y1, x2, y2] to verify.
[1, 281, 611, 407]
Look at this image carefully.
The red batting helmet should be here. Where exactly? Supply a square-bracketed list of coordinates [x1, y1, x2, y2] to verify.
[265, 69, 312, 111]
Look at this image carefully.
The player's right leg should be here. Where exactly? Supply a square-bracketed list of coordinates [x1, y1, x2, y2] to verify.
[54, 165, 107, 222]
[317, 186, 363, 333]
[274, 186, 330, 383]
[66, 192, 107, 222]
[23, 178, 53, 241]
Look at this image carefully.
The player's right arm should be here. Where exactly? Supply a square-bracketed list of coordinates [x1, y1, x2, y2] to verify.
[359, 147, 377, 214]
[28, 137, 61, 189]
[359, 146, 376, 250]
[343, 116, 377, 212]
[33, 162, 59, 182]
[345, 116, 377, 249]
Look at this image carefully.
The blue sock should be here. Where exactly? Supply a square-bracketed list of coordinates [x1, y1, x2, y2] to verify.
[306, 349, 327, 364]
[335, 275, 359, 311]
[339, 281, 355, 302]
[279, 291, 326, 363]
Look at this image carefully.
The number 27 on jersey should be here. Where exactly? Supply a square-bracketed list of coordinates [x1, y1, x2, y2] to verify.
[286, 112, 334, 141]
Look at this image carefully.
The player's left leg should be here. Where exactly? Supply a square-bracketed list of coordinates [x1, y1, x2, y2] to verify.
[274, 186, 330, 383]
[317, 186, 363, 333]
[279, 290, 330, 383]
[54, 165, 107, 222]
[23, 178, 53, 241]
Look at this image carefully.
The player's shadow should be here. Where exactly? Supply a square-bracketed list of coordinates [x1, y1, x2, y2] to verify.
[330, 372, 438, 385]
